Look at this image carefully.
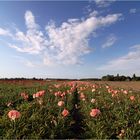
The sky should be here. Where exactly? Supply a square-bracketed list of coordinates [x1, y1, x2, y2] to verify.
[0, 0, 140, 79]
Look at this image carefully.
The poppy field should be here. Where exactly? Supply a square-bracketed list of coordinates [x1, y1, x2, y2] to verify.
[0, 80, 140, 139]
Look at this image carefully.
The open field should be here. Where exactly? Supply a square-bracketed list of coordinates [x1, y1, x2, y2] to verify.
[0, 80, 140, 139]
[1, 80, 140, 91]
[94, 81, 140, 91]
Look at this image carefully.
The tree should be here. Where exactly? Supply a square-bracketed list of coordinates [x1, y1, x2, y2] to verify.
[132, 74, 137, 81]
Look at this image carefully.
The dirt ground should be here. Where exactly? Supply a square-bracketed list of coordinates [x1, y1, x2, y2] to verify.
[94, 81, 140, 91]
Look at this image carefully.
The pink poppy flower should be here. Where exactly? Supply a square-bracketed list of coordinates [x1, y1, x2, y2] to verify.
[8, 110, 21, 121]
[62, 109, 69, 117]
[108, 88, 112, 93]
[35, 92, 40, 98]
[54, 84, 60, 88]
[90, 109, 101, 117]
[38, 90, 45, 96]
[130, 96, 135, 101]
[58, 101, 64, 107]
[23, 94, 29, 100]
[21, 93, 26, 97]
[33, 90, 46, 98]
[21, 93, 29, 100]
[80, 93, 85, 99]
[123, 90, 128, 94]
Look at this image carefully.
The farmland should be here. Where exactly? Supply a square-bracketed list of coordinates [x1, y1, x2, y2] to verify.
[0, 80, 140, 139]
[95, 81, 140, 91]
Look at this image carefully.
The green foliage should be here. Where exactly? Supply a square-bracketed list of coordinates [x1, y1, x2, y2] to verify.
[0, 81, 140, 139]
[102, 74, 140, 81]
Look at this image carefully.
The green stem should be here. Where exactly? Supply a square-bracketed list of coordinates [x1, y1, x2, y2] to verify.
[13, 120, 16, 139]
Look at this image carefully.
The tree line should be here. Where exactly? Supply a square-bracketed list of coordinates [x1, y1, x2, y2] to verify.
[101, 74, 140, 81]
[0, 74, 140, 81]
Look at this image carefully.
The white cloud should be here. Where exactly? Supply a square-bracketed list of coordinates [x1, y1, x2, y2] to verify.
[94, 0, 116, 7]
[8, 11, 48, 55]
[89, 10, 99, 17]
[129, 8, 137, 14]
[0, 10, 122, 66]
[102, 34, 117, 48]
[0, 28, 12, 36]
[44, 13, 122, 65]
[25, 11, 38, 29]
[130, 44, 140, 50]
[98, 44, 140, 71]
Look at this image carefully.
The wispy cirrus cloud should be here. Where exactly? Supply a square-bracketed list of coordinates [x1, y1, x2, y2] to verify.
[0, 10, 122, 66]
[0, 28, 12, 36]
[129, 8, 137, 14]
[9, 11, 48, 54]
[98, 44, 140, 71]
[102, 34, 117, 48]
[94, 0, 116, 7]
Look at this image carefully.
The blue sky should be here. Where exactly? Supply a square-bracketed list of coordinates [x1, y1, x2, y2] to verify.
[0, 1, 140, 78]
